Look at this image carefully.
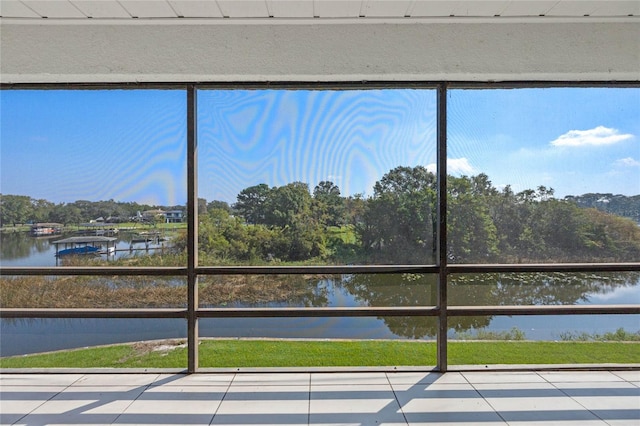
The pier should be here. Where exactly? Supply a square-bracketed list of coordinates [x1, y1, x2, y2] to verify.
[30, 222, 63, 236]
[76, 223, 120, 236]
[52, 236, 117, 265]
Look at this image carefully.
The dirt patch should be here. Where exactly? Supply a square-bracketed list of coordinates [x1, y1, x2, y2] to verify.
[131, 339, 187, 356]
[115, 339, 187, 364]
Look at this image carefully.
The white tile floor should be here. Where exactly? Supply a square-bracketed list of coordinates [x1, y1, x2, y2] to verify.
[1, 370, 638, 425]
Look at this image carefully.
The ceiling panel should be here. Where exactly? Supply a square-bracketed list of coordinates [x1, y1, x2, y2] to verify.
[409, 1, 460, 17]
[269, 0, 314, 17]
[546, 0, 600, 16]
[1, 0, 637, 19]
[500, 1, 557, 17]
[0, 0, 41, 17]
[590, 1, 639, 16]
[71, 1, 130, 18]
[550, 0, 639, 17]
[216, 0, 269, 18]
[21, 0, 87, 18]
[168, 0, 223, 18]
[313, 0, 361, 17]
[361, 0, 411, 17]
[118, 0, 177, 18]
[452, 0, 510, 16]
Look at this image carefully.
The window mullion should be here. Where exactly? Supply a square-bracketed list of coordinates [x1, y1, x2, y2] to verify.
[187, 85, 199, 373]
[437, 83, 448, 372]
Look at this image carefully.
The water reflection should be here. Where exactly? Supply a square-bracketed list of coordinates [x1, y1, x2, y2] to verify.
[449, 272, 640, 306]
[198, 274, 332, 308]
[0, 231, 170, 267]
[2, 230, 638, 353]
[197, 272, 639, 340]
[0, 232, 53, 260]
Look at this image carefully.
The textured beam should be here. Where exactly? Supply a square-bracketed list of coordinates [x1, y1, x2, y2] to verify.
[1, 19, 638, 83]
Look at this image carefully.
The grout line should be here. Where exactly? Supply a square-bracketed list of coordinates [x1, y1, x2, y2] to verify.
[463, 374, 509, 425]
[385, 372, 410, 425]
[208, 373, 235, 425]
[307, 373, 312, 425]
[110, 373, 160, 424]
[9, 374, 78, 425]
[611, 370, 640, 385]
[543, 373, 624, 425]
[551, 383, 607, 425]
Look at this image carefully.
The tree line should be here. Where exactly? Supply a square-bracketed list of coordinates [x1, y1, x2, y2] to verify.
[3, 165, 639, 264]
[565, 193, 640, 223]
[0, 196, 184, 227]
[189, 166, 640, 264]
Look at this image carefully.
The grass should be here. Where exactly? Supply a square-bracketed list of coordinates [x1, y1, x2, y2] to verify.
[455, 327, 527, 341]
[448, 341, 639, 365]
[0, 225, 30, 233]
[2, 339, 638, 369]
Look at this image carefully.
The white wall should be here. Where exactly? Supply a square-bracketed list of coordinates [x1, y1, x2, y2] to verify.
[1, 18, 638, 83]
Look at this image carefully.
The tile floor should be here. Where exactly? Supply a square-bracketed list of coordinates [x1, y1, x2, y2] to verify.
[1, 370, 638, 425]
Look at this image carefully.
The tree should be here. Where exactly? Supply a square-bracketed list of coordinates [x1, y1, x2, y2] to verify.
[313, 181, 341, 198]
[581, 208, 640, 261]
[344, 193, 366, 226]
[31, 198, 54, 223]
[197, 198, 208, 215]
[207, 200, 231, 213]
[487, 185, 524, 257]
[373, 165, 436, 195]
[198, 209, 233, 260]
[447, 176, 499, 263]
[359, 166, 437, 264]
[279, 214, 327, 261]
[0, 194, 33, 226]
[67, 200, 94, 222]
[258, 182, 328, 260]
[264, 182, 313, 228]
[49, 203, 83, 225]
[313, 180, 345, 226]
[565, 193, 640, 224]
[470, 173, 498, 197]
[234, 184, 271, 225]
[528, 198, 598, 261]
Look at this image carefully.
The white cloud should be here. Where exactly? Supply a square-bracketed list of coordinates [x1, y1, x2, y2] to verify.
[448, 158, 475, 174]
[550, 126, 633, 147]
[614, 157, 640, 167]
[426, 158, 475, 175]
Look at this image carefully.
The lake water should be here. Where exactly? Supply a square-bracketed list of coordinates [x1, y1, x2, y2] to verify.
[0, 231, 169, 267]
[1, 231, 639, 357]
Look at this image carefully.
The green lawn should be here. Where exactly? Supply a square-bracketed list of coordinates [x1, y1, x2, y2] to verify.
[2, 339, 638, 369]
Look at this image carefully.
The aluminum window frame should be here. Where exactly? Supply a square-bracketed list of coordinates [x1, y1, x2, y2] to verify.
[1, 81, 639, 373]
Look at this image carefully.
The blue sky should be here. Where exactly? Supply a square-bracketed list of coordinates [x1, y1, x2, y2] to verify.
[448, 88, 640, 197]
[1, 90, 187, 206]
[197, 89, 437, 203]
[1, 87, 638, 206]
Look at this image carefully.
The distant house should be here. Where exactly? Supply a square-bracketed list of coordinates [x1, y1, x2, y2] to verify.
[140, 209, 184, 223]
[142, 209, 165, 222]
[165, 210, 184, 223]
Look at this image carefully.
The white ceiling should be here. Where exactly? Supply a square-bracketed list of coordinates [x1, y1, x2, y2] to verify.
[1, 0, 638, 19]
